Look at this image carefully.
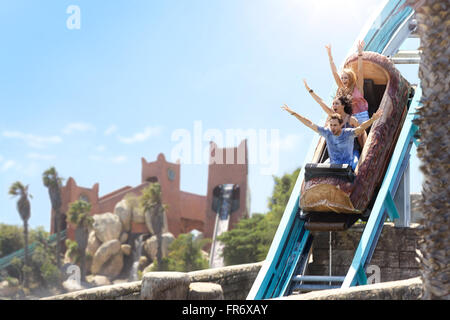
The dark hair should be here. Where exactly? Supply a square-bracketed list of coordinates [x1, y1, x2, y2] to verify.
[336, 95, 353, 115]
[330, 113, 343, 124]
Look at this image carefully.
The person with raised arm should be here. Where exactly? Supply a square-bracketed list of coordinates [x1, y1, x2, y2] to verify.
[303, 79, 367, 147]
[281, 104, 383, 170]
[326, 40, 370, 125]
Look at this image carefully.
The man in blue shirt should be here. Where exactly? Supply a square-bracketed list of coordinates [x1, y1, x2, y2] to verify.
[281, 104, 383, 170]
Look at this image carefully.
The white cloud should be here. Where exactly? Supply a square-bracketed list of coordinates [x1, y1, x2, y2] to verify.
[104, 125, 118, 136]
[62, 122, 96, 135]
[118, 126, 162, 144]
[27, 153, 56, 161]
[89, 154, 128, 164]
[1, 160, 17, 172]
[110, 155, 127, 164]
[2, 131, 62, 149]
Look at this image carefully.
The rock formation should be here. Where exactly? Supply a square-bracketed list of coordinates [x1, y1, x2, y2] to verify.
[63, 196, 175, 290]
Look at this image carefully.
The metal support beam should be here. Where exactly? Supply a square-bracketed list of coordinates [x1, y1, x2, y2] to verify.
[342, 87, 421, 289]
[391, 50, 421, 64]
[385, 193, 400, 221]
[394, 161, 411, 227]
[292, 275, 345, 283]
[356, 266, 368, 286]
[294, 284, 342, 291]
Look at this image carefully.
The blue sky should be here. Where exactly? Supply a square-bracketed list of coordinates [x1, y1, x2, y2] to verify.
[0, 0, 422, 231]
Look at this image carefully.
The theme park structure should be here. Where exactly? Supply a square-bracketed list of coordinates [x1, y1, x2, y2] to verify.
[50, 140, 249, 267]
[1, 141, 250, 273]
[248, 0, 423, 299]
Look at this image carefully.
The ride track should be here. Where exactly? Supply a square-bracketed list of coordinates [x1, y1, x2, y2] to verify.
[247, 0, 422, 299]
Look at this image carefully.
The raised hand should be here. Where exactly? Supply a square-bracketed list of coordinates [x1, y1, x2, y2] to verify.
[303, 79, 311, 91]
[373, 107, 384, 120]
[281, 104, 294, 115]
[357, 40, 365, 54]
[325, 44, 332, 56]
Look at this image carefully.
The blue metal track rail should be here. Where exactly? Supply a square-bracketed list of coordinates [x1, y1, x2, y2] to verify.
[342, 88, 420, 287]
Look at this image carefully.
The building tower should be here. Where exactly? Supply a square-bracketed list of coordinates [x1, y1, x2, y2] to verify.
[204, 140, 249, 241]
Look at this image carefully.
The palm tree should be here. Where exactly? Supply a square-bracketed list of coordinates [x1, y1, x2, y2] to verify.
[402, 0, 449, 300]
[67, 200, 93, 282]
[9, 181, 32, 288]
[140, 183, 167, 271]
[42, 166, 64, 268]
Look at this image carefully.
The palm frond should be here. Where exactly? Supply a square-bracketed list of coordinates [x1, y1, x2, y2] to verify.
[8, 181, 26, 196]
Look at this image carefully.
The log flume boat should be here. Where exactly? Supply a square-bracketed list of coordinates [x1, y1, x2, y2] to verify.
[300, 51, 414, 231]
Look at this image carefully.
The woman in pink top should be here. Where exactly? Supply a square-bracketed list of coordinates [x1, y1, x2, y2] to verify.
[326, 41, 369, 145]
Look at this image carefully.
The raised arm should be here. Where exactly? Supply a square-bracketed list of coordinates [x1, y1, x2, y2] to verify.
[281, 104, 319, 133]
[303, 79, 333, 116]
[354, 108, 383, 136]
[356, 40, 365, 94]
[326, 44, 344, 88]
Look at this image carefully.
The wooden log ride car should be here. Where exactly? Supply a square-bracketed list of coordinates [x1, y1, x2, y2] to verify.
[300, 51, 414, 231]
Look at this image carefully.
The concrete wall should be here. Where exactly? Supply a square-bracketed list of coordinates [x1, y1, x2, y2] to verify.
[42, 262, 263, 300]
[42, 260, 424, 300]
[281, 277, 423, 300]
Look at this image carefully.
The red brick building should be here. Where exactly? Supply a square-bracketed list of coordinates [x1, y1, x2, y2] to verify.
[52, 140, 249, 242]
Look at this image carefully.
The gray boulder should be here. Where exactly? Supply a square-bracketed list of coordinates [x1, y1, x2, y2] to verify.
[188, 282, 224, 300]
[141, 272, 190, 300]
[91, 239, 121, 274]
[99, 252, 124, 279]
[114, 199, 132, 232]
[121, 244, 132, 256]
[143, 232, 175, 261]
[86, 230, 101, 256]
[86, 275, 111, 287]
[92, 212, 122, 243]
[132, 206, 145, 224]
[0, 280, 19, 297]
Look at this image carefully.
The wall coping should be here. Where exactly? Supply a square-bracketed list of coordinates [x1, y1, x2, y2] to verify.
[278, 277, 423, 300]
[41, 262, 263, 300]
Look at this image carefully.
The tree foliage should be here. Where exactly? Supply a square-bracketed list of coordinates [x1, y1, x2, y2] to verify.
[218, 167, 300, 265]
[162, 233, 210, 272]
[66, 200, 93, 281]
[0, 224, 25, 257]
[0, 225, 61, 289]
[42, 166, 64, 268]
[140, 183, 167, 271]
[67, 200, 93, 229]
[8, 181, 32, 287]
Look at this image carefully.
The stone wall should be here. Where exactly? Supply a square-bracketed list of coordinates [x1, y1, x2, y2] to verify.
[281, 277, 423, 300]
[188, 262, 262, 300]
[308, 222, 422, 282]
[41, 281, 142, 300]
[42, 262, 263, 300]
